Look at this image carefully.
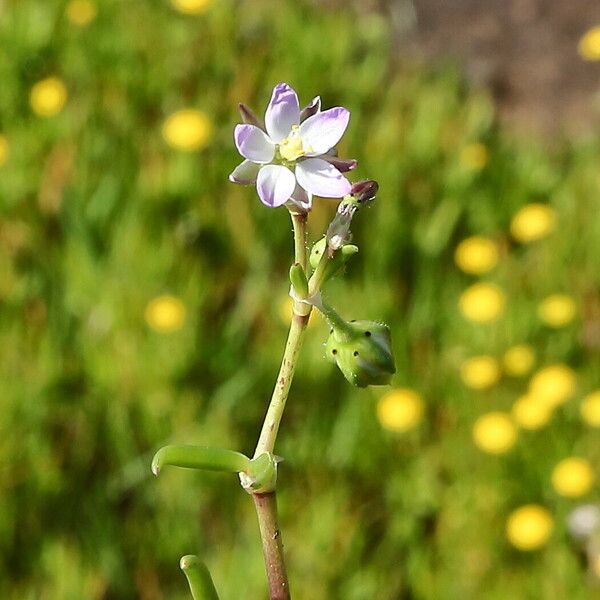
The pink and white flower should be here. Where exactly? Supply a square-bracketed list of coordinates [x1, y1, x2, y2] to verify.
[229, 83, 356, 209]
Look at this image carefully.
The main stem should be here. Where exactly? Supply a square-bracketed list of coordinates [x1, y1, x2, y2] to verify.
[251, 212, 310, 600]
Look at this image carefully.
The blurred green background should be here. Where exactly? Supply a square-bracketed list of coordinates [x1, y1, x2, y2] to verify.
[1, 0, 600, 598]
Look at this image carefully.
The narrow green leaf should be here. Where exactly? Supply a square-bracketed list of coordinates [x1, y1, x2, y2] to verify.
[151, 445, 250, 476]
[180, 555, 220, 600]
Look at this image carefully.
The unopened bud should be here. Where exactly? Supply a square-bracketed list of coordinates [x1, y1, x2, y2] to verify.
[325, 319, 395, 387]
[323, 156, 358, 173]
[326, 203, 356, 251]
[350, 179, 379, 205]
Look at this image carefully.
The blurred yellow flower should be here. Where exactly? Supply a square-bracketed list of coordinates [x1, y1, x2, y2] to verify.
[510, 203, 556, 243]
[458, 282, 506, 323]
[537, 294, 576, 328]
[171, 0, 213, 14]
[377, 388, 424, 433]
[528, 364, 576, 407]
[503, 344, 535, 376]
[506, 505, 553, 551]
[551, 458, 595, 498]
[66, 0, 97, 26]
[0, 134, 8, 166]
[578, 26, 600, 61]
[472, 412, 517, 454]
[162, 109, 212, 151]
[454, 236, 498, 275]
[30, 77, 68, 117]
[581, 390, 600, 427]
[145, 295, 186, 332]
[460, 143, 489, 171]
[512, 394, 553, 430]
[460, 356, 500, 390]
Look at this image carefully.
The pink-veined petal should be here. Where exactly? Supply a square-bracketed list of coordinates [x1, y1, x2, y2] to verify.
[299, 107, 350, 156]
[234, 124, 275, 163]
[256, 165, 296, 208]
[229, 159, 261, 185]
[265, 83, 300, 143]
[295, 158, 351, 198]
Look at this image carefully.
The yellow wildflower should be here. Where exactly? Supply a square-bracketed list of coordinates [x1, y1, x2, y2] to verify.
[581, 391, 600, 427]
[458, 282, 506, 323]
[528, 364, 576, 407]
[460, 143, 489, 171]
[510, 203, 556, 243]
[503, 344, 535, 376]
[145, 295, 186, 333]
[66, 0, 97, 26]
[30, 77, 68, 117]
[0, 135, 8, 166]
[171, 0, 213, 14]
[162, 109, 212, 152]
[551, 458, 595, 498]
[578, 26, 600, 61]
[512, 395, 553, 430]
[537, 294, 576, 328]
[472, 412, 517, 455]
[377, 389, 424, 433]
[506, 505, 553, 550]
[454, 236, 498, 275]
[460, 356, 500, 390]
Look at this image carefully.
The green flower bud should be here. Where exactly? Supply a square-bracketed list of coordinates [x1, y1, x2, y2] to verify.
[289, 263, 309, 299]
[180, 555, 220, 600]
[325, 319, 395, 387]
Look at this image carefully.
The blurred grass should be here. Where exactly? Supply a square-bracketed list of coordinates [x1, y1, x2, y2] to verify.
[1, 0, 600, 598]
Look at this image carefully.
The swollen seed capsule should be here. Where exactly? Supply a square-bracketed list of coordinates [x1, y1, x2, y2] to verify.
[325, 320, 395, 387]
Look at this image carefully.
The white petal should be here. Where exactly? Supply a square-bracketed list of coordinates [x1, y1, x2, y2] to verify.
[299, 107, 350, 156]
[234, 124, 275, 163]
[256, 165, 296, 208]
[229, 160, 261, 185]
[265, 83, 300, 143]
[287, 185, 313, 211]
[295, 158, 351, 198]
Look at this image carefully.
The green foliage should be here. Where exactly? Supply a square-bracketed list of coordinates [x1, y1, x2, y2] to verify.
[1, 1, 599, 599]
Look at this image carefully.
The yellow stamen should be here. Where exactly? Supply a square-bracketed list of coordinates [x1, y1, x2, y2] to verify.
[279, 128, 305, 162]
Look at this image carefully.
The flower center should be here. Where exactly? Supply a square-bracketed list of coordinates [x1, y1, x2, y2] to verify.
[278, 125, 306, 162]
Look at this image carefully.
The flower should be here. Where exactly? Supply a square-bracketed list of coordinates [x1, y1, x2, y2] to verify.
[510, 203, 556, 243]
[229, 83, 355, 209]
[459, 143, 489, 171]
[567, 504, 600, 540]
[537, 294, 576, 328]
[506, 505, 553, 551]
[511, 394, 553, 430]
[460, 356, 500, 390]
[528, 364, 576, 407]
[0, 134, 8, 166]
[145, 295, 186, 332]
[503, 344, 535, 377]
[377, 389, 424, 432]
[66, 0, 97, 26]
[578, 26, 600, 61]
[171, 0, 212, 14]
[30, 77, 68, 117]
[472, 412, 517, 454]
[458, 282, 506, 323]
[162, 109, 212, 151]
[551, 458, 595, 498]
[581, 391, 600, 427]
[454, 236, 498, 275]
